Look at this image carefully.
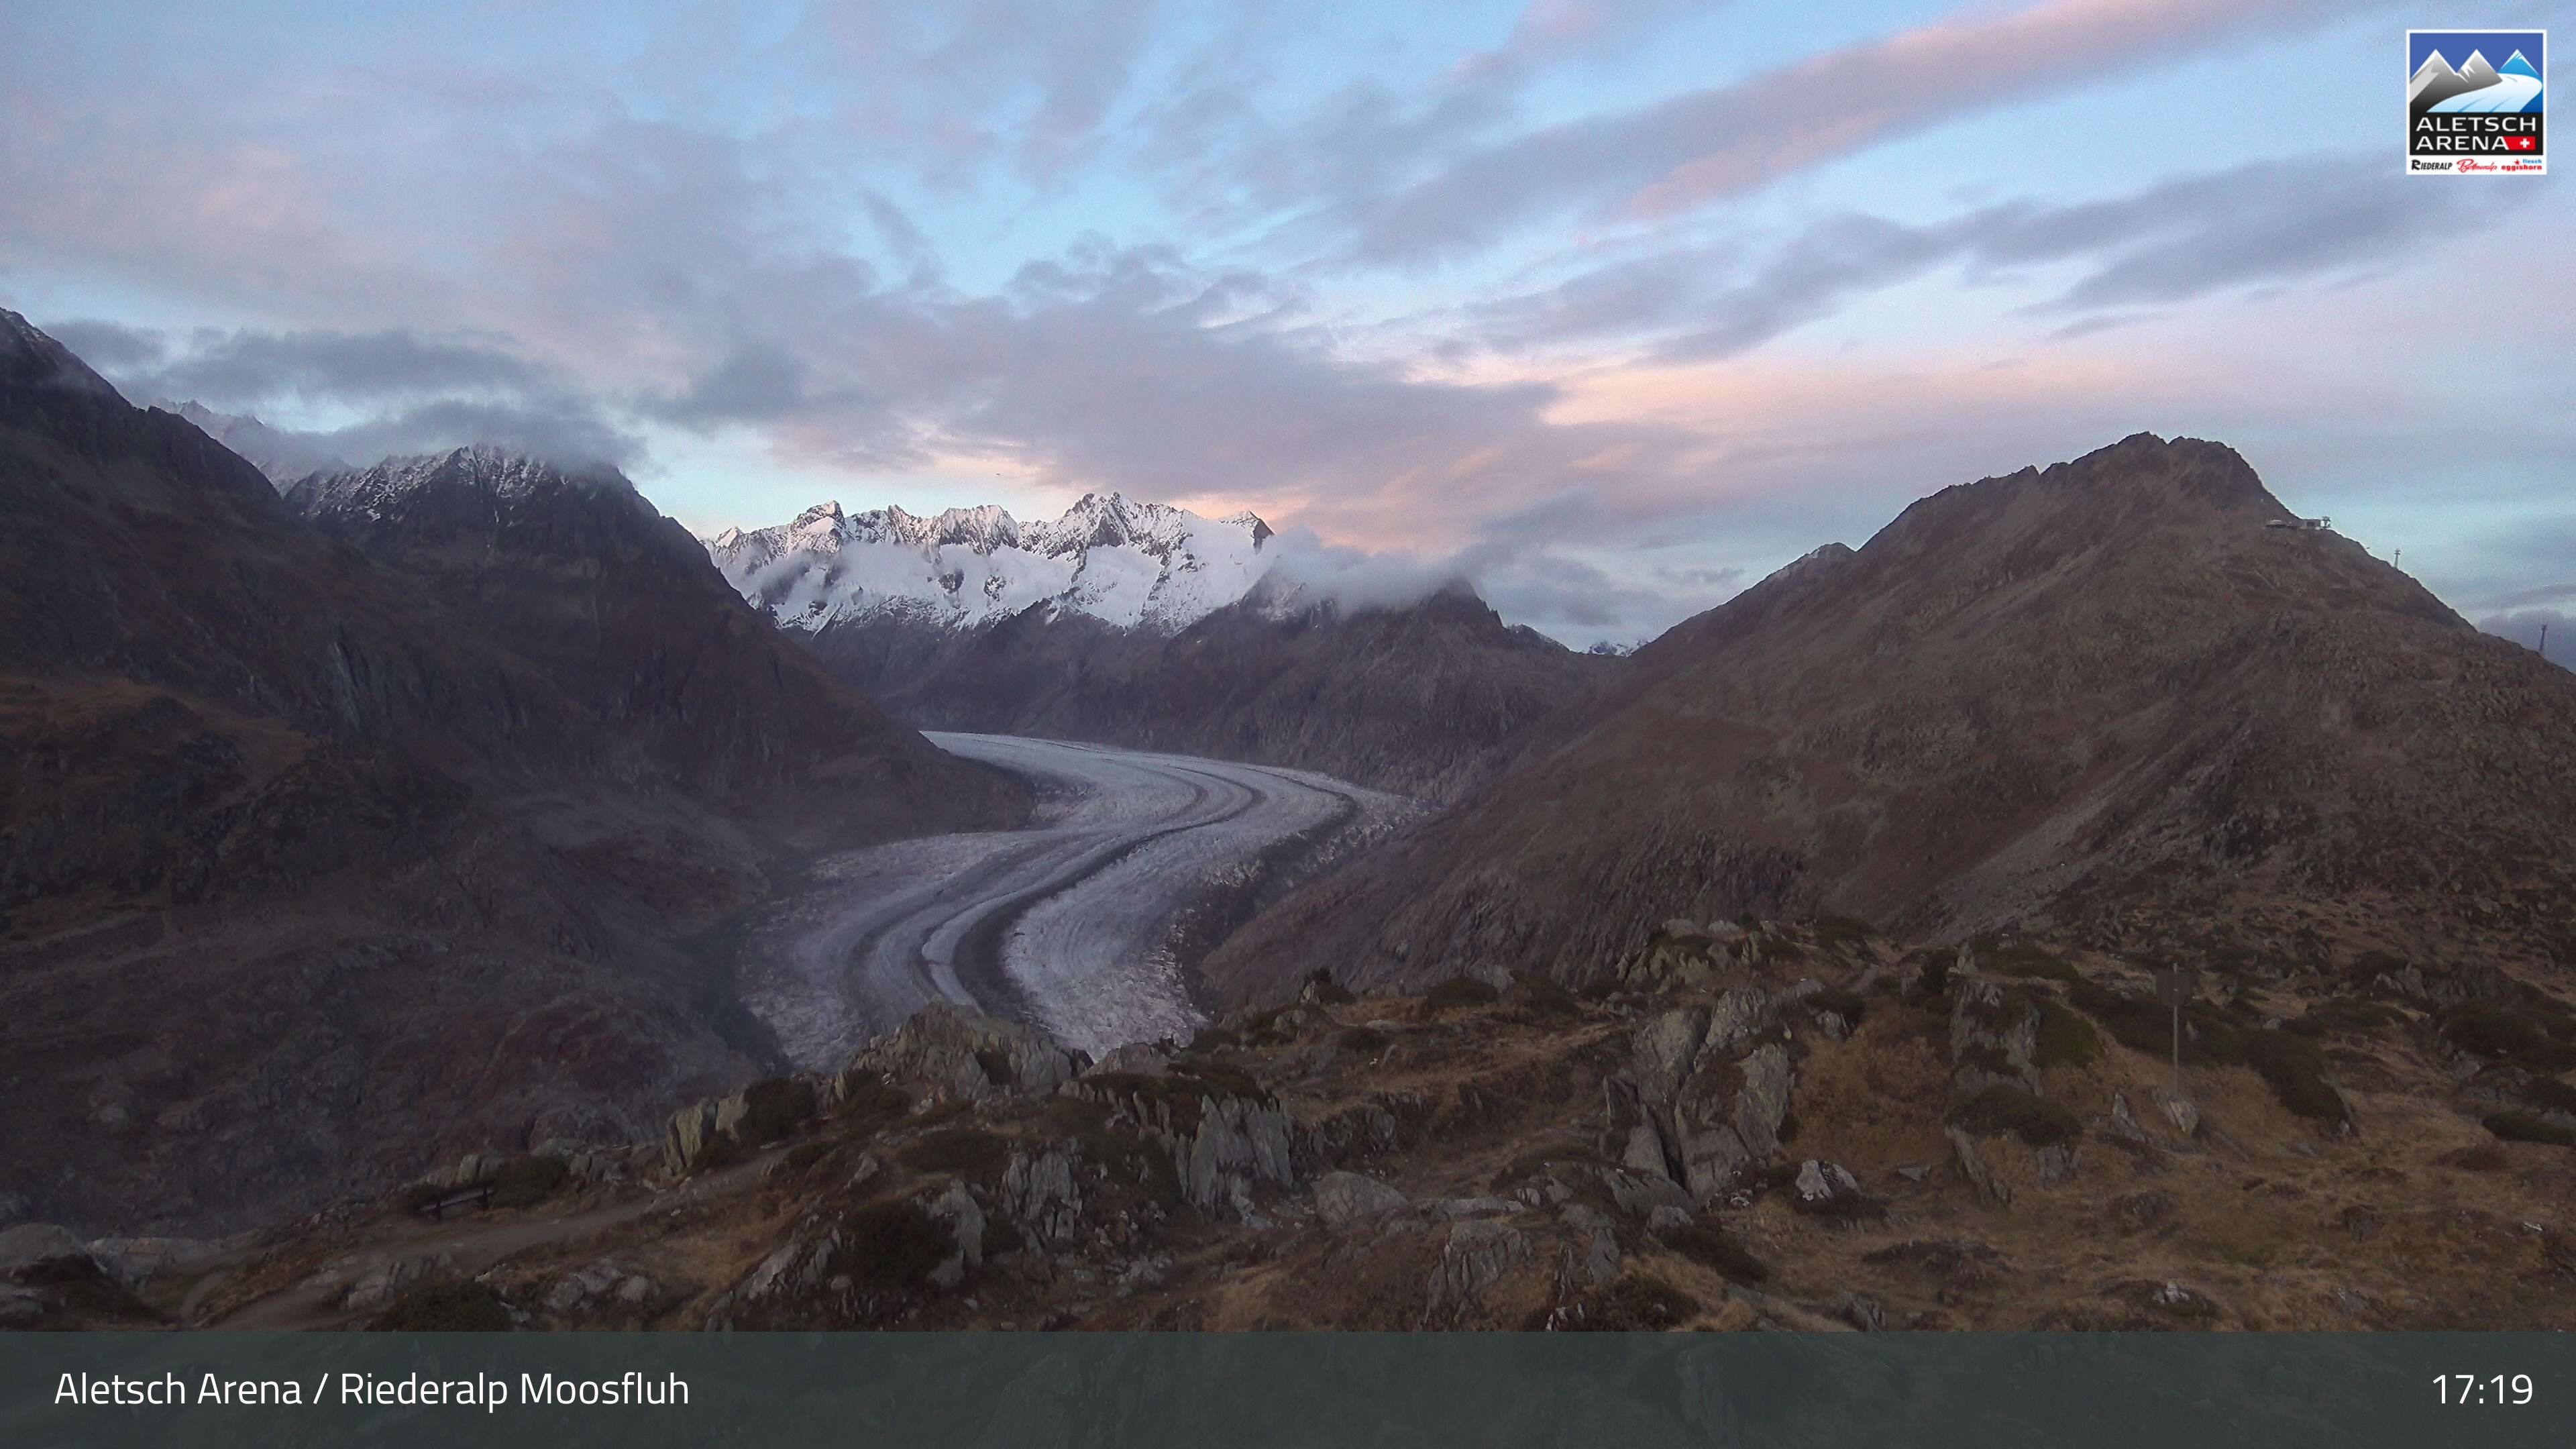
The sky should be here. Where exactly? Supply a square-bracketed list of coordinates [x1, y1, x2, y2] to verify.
[4, 0, 2571, 651]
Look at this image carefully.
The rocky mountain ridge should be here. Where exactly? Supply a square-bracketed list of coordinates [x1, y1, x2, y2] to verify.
[1205, 433, 2576, 1004]
[810, 580, 1617, 802]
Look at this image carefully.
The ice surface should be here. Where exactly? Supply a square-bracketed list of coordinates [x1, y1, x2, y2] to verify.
[729, 735, 1414, 1063]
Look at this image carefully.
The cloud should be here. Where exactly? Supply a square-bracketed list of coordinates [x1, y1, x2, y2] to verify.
[115, 327, 559, 407]
[798, 0, 1165, 182]
[1333, 0, 2369, 263]
[56, 323, 647, 470]
[1258, 522, 1737, 645]
[2479, 609, 2575, 670]
[1470, 150, 2475, 360]
[39, 318, 166, 370]
[2483, 582, 2576, 610]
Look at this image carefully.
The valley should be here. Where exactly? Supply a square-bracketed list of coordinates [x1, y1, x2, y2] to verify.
[731, 734, 1415, 1067]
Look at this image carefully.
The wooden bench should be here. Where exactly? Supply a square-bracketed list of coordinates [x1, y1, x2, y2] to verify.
[419, 1183, 495, 1221]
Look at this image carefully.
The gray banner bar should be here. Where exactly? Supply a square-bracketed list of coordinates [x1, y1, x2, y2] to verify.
[4, 1333, 2569, 1447]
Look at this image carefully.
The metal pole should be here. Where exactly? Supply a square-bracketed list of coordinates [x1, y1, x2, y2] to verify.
[2171, 999, 2182, 1102]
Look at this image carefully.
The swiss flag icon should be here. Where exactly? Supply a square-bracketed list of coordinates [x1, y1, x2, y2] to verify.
[2505, 136, 2537, 152]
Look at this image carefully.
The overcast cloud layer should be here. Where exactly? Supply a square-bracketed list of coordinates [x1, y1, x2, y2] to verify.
[4, 0, 2569, 648]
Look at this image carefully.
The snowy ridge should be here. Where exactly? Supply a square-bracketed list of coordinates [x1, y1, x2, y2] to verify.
[160, 401, 349, 487]
[286, 445, 636, 522]
[710, 492, 1275, 634]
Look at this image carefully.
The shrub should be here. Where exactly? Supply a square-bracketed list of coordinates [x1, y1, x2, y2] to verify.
[1907, 949, 1957, 998]
[2440, 1004, 2576, 1071]
[1421, 977, 1500, 1011]
[1976, 937, 2080, 983]
[736, 1077, 817, 1146]
[1505, 973, 1582, 1020]
[2484, 1110, 2576, 1147]
[368, 1281, 511, 1332]
[2520, 1077, 2576, 1118]
[2032, 999, 2101, 1069]
[1812, 915, 1878, 951]
[1188, 1026, 1239, 1053]
[2243, 1030, 2344, 1121]
[1808, 987, 1868, 1023]
[1578, 1275, 1701, 1330]
[1948, 1085, 2082, 1146]
[835, 1074, 911, 1125]
[2284, 1000, 2404, 1038]
[898, 1127, 1014, 1179]
[843, 1201, 952, 1289]
[2068, 981, 2243, 1065]
[1336, 1026, 1392, 1056]
[1659, 1222, 1769, 1284]
[488, 1155, 569, 1210]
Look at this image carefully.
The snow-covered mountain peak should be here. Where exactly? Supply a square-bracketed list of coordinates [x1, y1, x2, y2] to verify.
[286, 445, 634, 523]
[709, 491, 1275, 635]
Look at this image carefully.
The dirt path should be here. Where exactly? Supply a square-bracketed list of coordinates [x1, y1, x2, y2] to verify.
[201, 1152, 778, 1330]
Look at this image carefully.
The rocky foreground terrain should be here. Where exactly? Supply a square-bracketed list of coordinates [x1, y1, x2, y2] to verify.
[12, 912, 2573, 1332]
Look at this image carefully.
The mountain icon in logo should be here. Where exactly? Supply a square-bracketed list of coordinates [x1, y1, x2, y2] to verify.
[2412, 46, 2544, 115]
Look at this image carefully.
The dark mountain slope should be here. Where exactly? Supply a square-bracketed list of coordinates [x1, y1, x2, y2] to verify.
[1207, 433, 2576, 1004]
[0, 311, 1021, 1236]
[810, 582, 1616, 802]
[284, 448, 1022, 849]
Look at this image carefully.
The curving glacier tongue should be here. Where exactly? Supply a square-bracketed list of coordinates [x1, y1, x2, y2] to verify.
[728, 734, 1415, 1063]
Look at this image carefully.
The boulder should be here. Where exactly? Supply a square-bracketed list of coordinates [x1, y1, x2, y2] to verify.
[1313, 1171, 1407, 1226]
[851, 1002, 1089, 1105]
[1424, 1220, 1533, 1324]
[926, 1183, 985, 1290]
[2036, 1142, 2080, 1185]
[340, 1250, 454, 1313]
[1794, 1159, 1862, 1207]
[1560, 1204, 1620, 1287]
[447, 1153, 506, 1188]
[1182, 1095, 1299, 1216]
[1630, 1007, 1710, 1102]
[1702, 987, 1772, 1057]
[1946, 1126, 2012, 1210]
[0, 1223, 85, 1275]
[1086, 1042, 1175, 1079]
[663, 1099, 722, 1177]
[2163, 1095, 2202, 1138]
[1733, 1044, 1794, 1159]
[83, 1236, 219, 1289]
[1596, 1166, 1693, 1219]
[1000, 1145, 1085, 1249]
